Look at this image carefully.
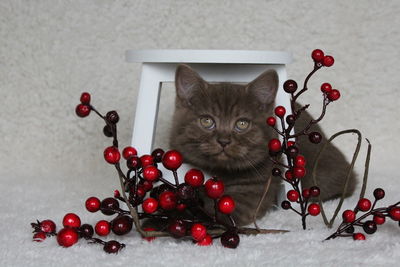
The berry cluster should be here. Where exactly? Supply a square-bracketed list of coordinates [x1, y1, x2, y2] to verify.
[326, 188, 400, 240]
[267, 49, 341, 229]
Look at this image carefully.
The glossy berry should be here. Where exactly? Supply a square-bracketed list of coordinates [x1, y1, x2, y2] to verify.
[284, 170, 293, 180]
[162, 150, 183, 170]
[274, 106, 286, 118]
[176, 202, 187, 212]
[103, 125, 113, 137]
[197, 234, 213, 246]
[389, 207, 400, 221]
[220, 231, 240, 249]
[345, 225, 355, 234]
[40, 219, 56, 233]
[266, 116, 276, 127]
[302, 188, 310, 199]
[272, 168, 281, 176]
[311, 49, 324, 62]
[184, 169, 205, 187]
[218, 195, 236, 214]
[103, 240, 123, 254]
[104, 146, 121, 164]
[204, 178, 225, 199]
[353, 233, 366, 240]
[111, 216, 133, 235]
[283, 79, 298, 93]
[143, 166, 160, 182]
[268, 139, 282, 152]
[286, 115, 296, 125]
[294, 155, 306, 167]
[293, 166, 306, 179]
[357, 198, 372, 212]
[287, 141, 295, 147]
[127, 156, 141, 169]
[323, 55, 335, 67]
[105, 110, 119, 124]
[281, 200, 291, 210]
[177, 183, 195, 200]
[140, 155, 154, 168]
[62, 213, 81, 228]
[309, 132, 322, 144]
[309, 186, 320, 197]
[287, 190, 299, 202]
[151, 148, 165, 162]
[159, 191, 177, 210]
[85, 197, 101, 213]
[168, 219, 187, 238]
[320, 83, 332, 93]
[57, 228, 79, 247]
[80, 92, 91, 104]
[114, 189, 121, 198]
[100, 197, 120, 216]
[143, 227, 157, 242]
[373, 188, 385, 200]
[75, 104, 91, 117]
[342, 210, 356, 223]
[308, 203, 321, 216]
[327, 89, 340, 101]
[95, 220, 110, 236]
[191, 223, 207, 241]
[79, 224, 94, 238]
[142, 198, 158, 214]
[363, 220, 377, 234]
[373, 214, 386, 225]
[33, 232, 47, 242]
[122, 146, 137, 160]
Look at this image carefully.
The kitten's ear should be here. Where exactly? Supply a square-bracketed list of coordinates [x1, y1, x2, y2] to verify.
[175, 64, 207, 106]
[246, 69, 279, 109]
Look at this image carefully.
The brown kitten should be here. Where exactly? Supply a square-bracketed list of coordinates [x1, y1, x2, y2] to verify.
[170, 64, 356, 226]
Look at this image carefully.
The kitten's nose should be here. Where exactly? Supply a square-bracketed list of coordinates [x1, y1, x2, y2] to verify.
[217, 138, 231, 148]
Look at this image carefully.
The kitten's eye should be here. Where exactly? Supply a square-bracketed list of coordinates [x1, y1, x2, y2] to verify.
[200, 116, 215, 129]
[235, 119, 250, 132]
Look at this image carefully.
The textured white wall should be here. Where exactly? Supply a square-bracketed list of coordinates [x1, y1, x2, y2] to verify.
[1, 0, 400, 194]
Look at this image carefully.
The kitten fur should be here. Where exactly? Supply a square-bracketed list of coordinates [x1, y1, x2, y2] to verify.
[170, 64, 356, 226]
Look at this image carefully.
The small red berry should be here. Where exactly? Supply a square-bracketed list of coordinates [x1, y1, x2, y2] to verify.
[85, 197, 101, 213]
[111, 215, 133, 235]
[294, 155, 306, 167]
[142, 198, 158, 214]
[373, 188, 385, 200]
[373, 214, 386, 225]
[162, 150, 183, 170]
[309, 186, 320, 197]
[353, 233, 366, 240]
[80, 92, 91, 104]
[95, 220, 111, 236]
[274, 106, 286, 118]
[114, 189, 121, 198]
[103, 240, 123, 254]
[287, 190, 299, 202]
[327, 89, 340, 101]
[75, 104, 91, 117]
[122, 146, 137, 160]
[218, 195, 236, 214]
[311, 49, 324, 62]
[197, 234, 213, 246]
[293, 166, 306, 179]
[140, 155, 154, 168]
[283, 80, 298, 93]
[284, 170, 293, 180]
[143, 166, 160, 182]
[268, 139, 282, 152]
[302, 188, 310, 199]
[389, 207, 400, 221]
[143, 227, 157, 242]
[357, 198, 372, 212]
[320, 83, 332, 93]
[176, 202, 187, 212]
[342, 210, 356, 223]
[266, 117, 276, 127]
[184, 169, 205, 187]
[57, 228, 79, 247]
[168, 219, 187, 238]
[33, 232, 47, 242]
[139, 180, 153, 192]
[40, 220, 56, 233]
[191, 223, 207, 241]
[287, 141, 295, 147]
[323, 55, 335, 67]
[62, 213, 81, 228]
[308, 203, 321, 216]
[104, 146, 121, 164]
[159, 191, 177, 210]
[204, 178, 225, 199]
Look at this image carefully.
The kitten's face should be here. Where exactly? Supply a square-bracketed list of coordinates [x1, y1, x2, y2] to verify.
[170, 65, 278, 173]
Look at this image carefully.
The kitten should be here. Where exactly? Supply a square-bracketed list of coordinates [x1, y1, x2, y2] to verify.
[170, 64, 356, 226]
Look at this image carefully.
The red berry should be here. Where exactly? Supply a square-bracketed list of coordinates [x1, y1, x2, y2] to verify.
[327, 89, 340, 101]
[287, 190, 299, 202]
[162, 150, 183, 170]
[62, 213, 81, 228]
[204, 178, 225, 199]
[40, 219, 56, 233]
[373, 188, 385, 200]
[287, 141, 295, 147]
[140, 155, 154, 168]
[389, 207, 400, 221]
[311, 49, 324, 62]
[309, 186, 320, 197]
[268, 139, 282, 152]
[103, 240, 123, 254]
[353, 233, 366, 240]
[197, 234, 213, 246]
[266, 117, 276, 127]
[75, 104, 91, 117]
[323, 55, 335, 67]
[79, 224, 94, 238]
[274, 106, 286, 118]
[176, 203, 187, 212]
[357, 198, 372, 212]
[142, 198, 158, 214]
[85, 197, 101, 213]
[283, 79, 298, 93]
[122, 146, 137, 160]
[302, 189, 310, 199]
[127, 156, 141, 169]
[57, 228, 79, 247]
[33, 232, 47, 242]
[114, 190, 121, 198]
[218, 195, 236, 214]
[159, 191, 177, 210]
[284, 170, 293, 180]
[95, 220, 110, 236]
[294, 155, 306, 167]
[100, 197, 120, 215]
[104, 146, 121, 164]
[111, 215, 133, 235]
[293, 166, 306, 179]
[143, 166, 160, 182]
[191, 223, 207, 241]
[80, 92, 91, 104]
[308, 203, 320, 216]
[139, 180, 153, 192]
[373, 214, 386, 225]
[143, 227, 156, 242]
[168, 219, 187, 238]
[136, 186, 146, 198]
[320, 83, 332, 93]
[184, 169, 205, 187]
[342, 210, 356, 223]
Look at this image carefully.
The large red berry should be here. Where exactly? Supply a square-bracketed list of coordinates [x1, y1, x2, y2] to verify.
[287, 190, 299, 202]
[143, 166, 160, 182]
[320, 83, 332, 93]
[40, 220, 56, 233]
[197, 234, 213, 246]
[311, 49, 324, 62]
[104, 146, 121, 164]
[294, 155, 306, 167]
[274, 106, 286, 118]
[95, 220, 110, 236]
[57, 228, 79, 247]
[162, 150, 183, 170]
[142, 198, 158, 214]
[62, 213, 81, 228]
[191, 223, 207, 241]
[85, 197, 101, 213]
[268, 139, 282, 152]
[140, 155, 154, 168]
[323, 55, 335, 67]
[184, 169, 204, 187]
[80, 92, 91, 104]
[218, 195, 235, 214]
[342, 210, 356, 223]
[293, 166, 306, 179]
[204, 178, 225, 199]
[357, 198, 372, 212]
[353, 233, 366, 240]
[122, 146, 137, 160]
[75, 104, 91, 117]
[266, 117, 276, 127]
[308, 203, 320, 216]
[159, 191, 177, 210]
[389, 207, 400, 221]
[283, 80, 298, 93]
[327, 89, 340, 101]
